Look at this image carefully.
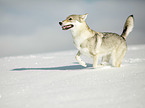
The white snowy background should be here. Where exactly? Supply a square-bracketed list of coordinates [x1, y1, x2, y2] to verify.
[0, 0, 145, 108]
[0, 45, 145, 108]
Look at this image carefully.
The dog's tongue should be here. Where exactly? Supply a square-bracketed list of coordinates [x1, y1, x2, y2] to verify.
[62, 26, 67, 29]
[62, 25, 71, 29]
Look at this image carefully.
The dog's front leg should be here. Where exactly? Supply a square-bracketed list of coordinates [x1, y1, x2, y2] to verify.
[93, 55, 98, 68]
[75, 51, 87, 67]
[93, 54, 103, 68]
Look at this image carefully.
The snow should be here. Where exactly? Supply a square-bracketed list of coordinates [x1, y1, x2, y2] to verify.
[0, 44, 145, 108]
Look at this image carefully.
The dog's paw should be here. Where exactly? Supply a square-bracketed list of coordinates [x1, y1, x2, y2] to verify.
[81, 62, 87, 67]
[79, 61, 87, 67]
[101, 62, 109, 66]
[93, 64, 104, 68]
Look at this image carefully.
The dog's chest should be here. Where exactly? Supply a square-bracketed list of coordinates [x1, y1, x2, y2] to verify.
[71, 29, 95, 57]
[72, 32, 90, 49]
[80, 48, 92, 57]
[73, 37, 92, 57]
[73, 37, 84, 50]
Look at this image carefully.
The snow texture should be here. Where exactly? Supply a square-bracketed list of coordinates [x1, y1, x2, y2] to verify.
[0, 45, 145, 108]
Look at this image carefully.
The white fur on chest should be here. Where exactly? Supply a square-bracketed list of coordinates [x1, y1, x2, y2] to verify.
[74, 33, 91, 57]
[72, 30, 93, 50]
[80, 48, 92, 57]
[73, 37, 85, 50]
[70, 22, 95, 57]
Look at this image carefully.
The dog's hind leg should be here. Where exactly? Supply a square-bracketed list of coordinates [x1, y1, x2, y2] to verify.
[93, 54, 103, 68]
[112, 47, 127, 67]
[101, 54, 111, 65]
[75, 51, 87, 67]
[115, 49, 127, 67]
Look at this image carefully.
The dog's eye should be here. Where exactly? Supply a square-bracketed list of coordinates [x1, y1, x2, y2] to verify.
[69, 18, 73, 21]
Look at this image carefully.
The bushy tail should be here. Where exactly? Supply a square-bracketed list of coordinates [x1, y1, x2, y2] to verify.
[121, 15, 134, 39]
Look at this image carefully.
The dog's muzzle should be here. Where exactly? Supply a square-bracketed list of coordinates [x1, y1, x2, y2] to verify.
[59, 22, 74, 30]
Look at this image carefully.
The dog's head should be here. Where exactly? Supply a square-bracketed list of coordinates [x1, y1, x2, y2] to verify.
[59, 13, 88, 30]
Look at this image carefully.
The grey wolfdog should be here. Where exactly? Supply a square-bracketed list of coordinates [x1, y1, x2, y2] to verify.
[59, 14, 134, 68]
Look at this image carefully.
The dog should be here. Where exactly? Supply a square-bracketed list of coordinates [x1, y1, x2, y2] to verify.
[59, 13, 134, 68]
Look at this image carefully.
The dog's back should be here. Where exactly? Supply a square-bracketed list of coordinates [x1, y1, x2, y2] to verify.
[101, 32, 127, 52]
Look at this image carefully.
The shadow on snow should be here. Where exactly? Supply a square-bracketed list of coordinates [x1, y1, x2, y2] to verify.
[11, 63, 93, 71]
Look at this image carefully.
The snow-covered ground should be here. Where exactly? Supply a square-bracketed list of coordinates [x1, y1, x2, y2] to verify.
[0, 44, 145, 108]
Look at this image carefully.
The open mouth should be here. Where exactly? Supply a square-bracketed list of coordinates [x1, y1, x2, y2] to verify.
[62, 24, 74, 30]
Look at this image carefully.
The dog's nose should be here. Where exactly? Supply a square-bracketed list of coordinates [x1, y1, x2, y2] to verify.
[59, 22, 62, 26]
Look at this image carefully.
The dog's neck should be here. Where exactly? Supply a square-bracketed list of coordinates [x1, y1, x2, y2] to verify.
[70, 21, 95, 38]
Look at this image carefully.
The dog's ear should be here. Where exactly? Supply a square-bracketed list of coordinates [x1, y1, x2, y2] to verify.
[81, 13, 88, 21]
